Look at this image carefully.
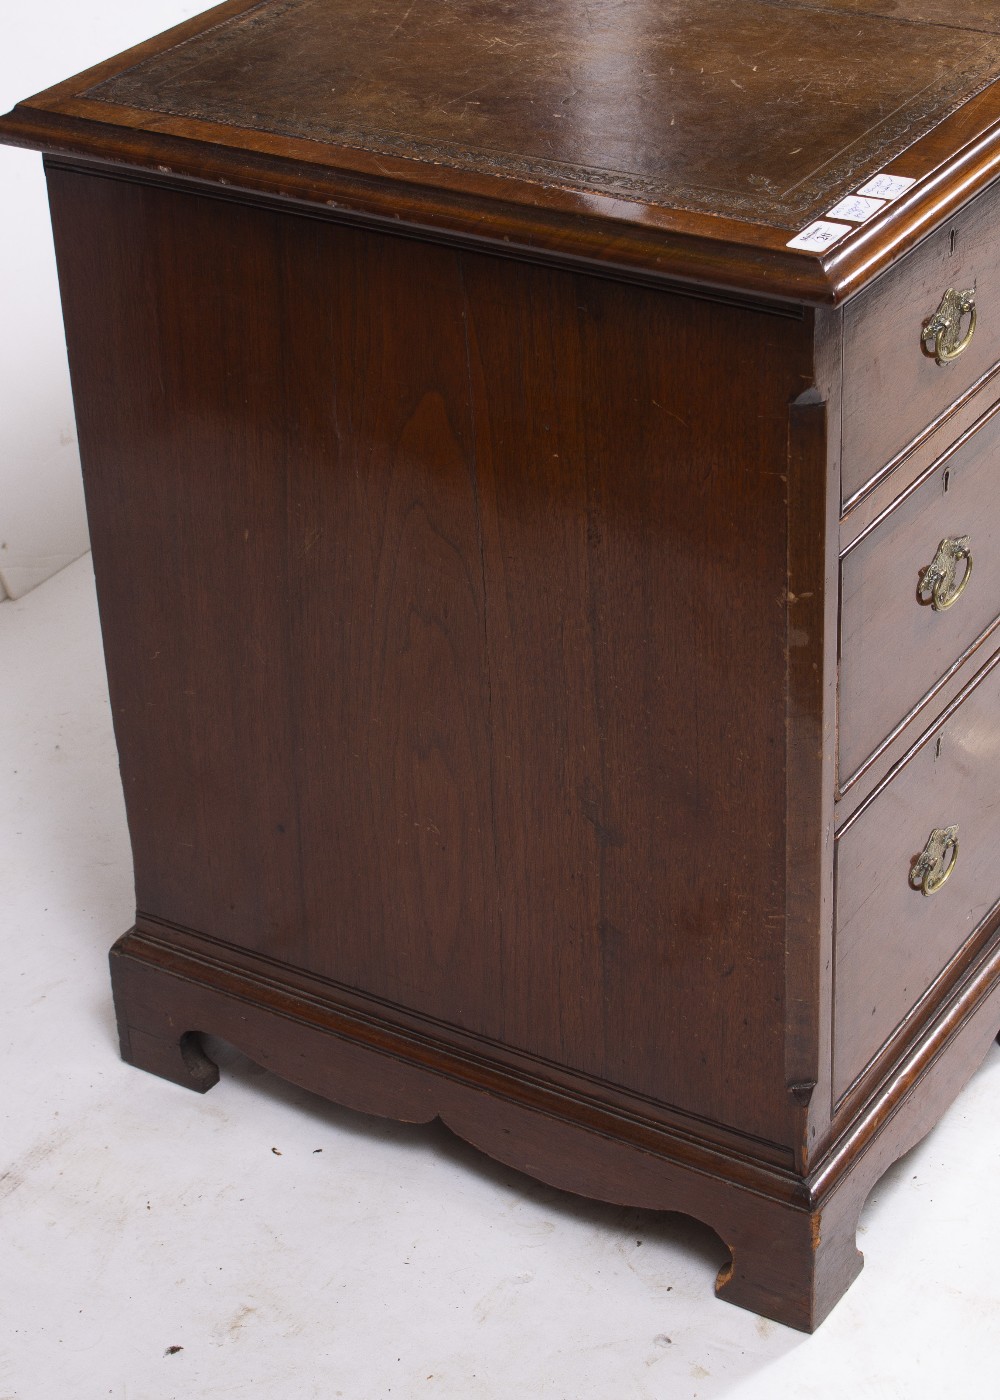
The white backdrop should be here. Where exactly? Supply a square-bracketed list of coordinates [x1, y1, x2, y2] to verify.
[0, 1, 210, 599]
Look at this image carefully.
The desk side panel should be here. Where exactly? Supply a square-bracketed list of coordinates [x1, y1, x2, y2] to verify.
[461, 258, 814, 1141]
[48, 166, 814, 1151]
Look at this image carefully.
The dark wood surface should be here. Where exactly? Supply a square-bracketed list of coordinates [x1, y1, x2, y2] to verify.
[840, 363, 1000, 551]
[46, 150, 1000, 1328]
[4, 0, 1000, 1334]
[107, 891, 1000, 1333]
[47, 164, 816, 1150]
[835, 653, 1000, 1104]
[842, 178, 1000, 507]
[840, 399, 1000, 785]
[7, 0, 1000, 300]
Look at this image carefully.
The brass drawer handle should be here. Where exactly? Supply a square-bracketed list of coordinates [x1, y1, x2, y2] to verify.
[919, 535, 972, 611]
[910, 825, 960, 896]
[923, 287, 977, 364]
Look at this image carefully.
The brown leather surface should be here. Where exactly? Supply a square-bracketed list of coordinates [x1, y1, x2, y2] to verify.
[85, 0, 1000, 227]
[814, 0, 1000, 29]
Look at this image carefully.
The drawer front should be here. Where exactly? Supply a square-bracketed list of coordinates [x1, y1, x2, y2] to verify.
[839, 399, 1000, 789]
[834, 655, 1000, 1103]
[842, 178, 1000, 510]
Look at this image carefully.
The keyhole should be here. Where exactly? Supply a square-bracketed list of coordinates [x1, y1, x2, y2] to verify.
[943, 467, 951, 494]
[950, 228, 959, 256]
[935, 735, 943, 760]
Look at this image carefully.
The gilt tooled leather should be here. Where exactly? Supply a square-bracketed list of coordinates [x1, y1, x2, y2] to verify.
[86, 0, 1000, 227]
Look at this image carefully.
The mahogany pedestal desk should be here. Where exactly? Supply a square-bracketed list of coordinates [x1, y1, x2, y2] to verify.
[4, 0, 1000, 1332]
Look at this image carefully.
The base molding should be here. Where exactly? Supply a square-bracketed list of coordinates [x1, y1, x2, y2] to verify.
[110, 925, 1000, 1332]
[133, 912, 798, 1170]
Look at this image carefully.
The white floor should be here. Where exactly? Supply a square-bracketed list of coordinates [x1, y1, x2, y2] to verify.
[2, 554, 999, 1400]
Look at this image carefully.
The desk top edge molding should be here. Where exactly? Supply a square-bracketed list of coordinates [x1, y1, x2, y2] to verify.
[5, 0, 1000, 306]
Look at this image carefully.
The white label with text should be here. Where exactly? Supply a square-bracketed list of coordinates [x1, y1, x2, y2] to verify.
[827, 195, 886, 224]
[855, 173, 917, 201]
[786, 220, 852, 253]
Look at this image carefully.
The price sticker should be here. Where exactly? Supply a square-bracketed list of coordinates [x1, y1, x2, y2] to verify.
[786, 220, 852, 253]
[827, 195, 886, 224]
[856, 173, 917, 202]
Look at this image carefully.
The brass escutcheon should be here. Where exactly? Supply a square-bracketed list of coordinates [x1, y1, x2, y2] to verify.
[923, 287, 977, 364]
[919, 535, 973, 611]
[910, 825, 960, 896]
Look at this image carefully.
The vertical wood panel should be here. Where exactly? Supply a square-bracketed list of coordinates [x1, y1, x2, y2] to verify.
[49, 169, 306, 952]
[50, 167, 813, 1146]
[463, 256, 811, 1139]
[50, 170, 502, 1030]
[280, 221, 500, 1029]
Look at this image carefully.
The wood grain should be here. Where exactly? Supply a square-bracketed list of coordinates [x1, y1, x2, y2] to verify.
[108, 903, 1000, 1332]
[460, 253, 811, 1136]
[840, 400, 1000, 785]
[842, 180, 1000, 506]
[835, 653, 1000, 1102]
[17, 0, 1000, 1323]
[49, 165, 819, 1149]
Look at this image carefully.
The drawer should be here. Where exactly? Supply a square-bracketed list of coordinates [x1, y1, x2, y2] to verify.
[834, 654, 1000, 1104]
[839, 399, 1000, 790]
[842, 178, 1000, 510]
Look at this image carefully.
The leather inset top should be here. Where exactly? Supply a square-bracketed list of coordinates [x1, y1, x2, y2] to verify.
[86, 0, 1000, 227]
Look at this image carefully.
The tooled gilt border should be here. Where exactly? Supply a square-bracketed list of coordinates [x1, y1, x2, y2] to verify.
[84, 0, 1000, 228]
